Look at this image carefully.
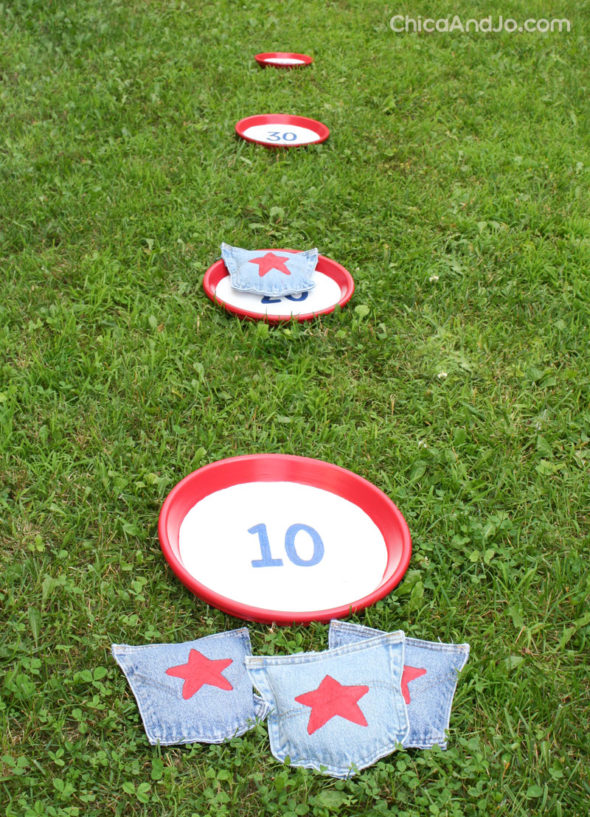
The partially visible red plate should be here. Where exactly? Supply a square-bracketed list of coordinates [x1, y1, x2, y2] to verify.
[203, 249, 354, 323]
[158, 454, 412, 624]
[255, 52, 313, 68]
[235, 114, 329, 148]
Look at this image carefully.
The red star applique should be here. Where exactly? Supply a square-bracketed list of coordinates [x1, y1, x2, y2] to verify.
[250, 252, 292, 277]
[165, 649, 233, 700]
[401, 665, 427, 704]
[294, 674, 369, 735]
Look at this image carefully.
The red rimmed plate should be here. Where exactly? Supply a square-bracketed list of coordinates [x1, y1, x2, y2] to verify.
[254, 52, 313, 68]
[235, 114, 329, 148]
[203, 249, 354, 323]
[158, 454, 412, 625]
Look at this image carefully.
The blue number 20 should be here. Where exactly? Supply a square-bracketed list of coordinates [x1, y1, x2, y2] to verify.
[261, 291, 310, 305]
[249, 523, 324, 567]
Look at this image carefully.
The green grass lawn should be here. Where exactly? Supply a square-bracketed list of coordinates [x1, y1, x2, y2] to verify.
[1, 0, 589, 814]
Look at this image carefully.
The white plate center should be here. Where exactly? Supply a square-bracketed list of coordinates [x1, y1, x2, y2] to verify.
[265, 57, 305, 65]
[178, 481, 388, 613]
[214, 270, 342, 317]
[242, 123, 321, 145]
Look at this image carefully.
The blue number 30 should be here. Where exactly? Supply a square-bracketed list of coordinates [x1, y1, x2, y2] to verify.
[249, 523, 324, 567]
[267, 131, 297, 142]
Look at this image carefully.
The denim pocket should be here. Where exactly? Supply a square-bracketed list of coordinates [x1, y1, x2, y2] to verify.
[112, 628, 269, 745]
[246, 633, 409, 778]
[221, 243, 317, 296]
[329, 621, 469, 749]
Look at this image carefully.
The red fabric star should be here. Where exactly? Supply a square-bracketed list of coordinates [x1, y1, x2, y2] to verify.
[165, 649, 233, 700]
[294, 675, 369, 735]
[250, 252, 292, 277]
[401, 665, 427, 704]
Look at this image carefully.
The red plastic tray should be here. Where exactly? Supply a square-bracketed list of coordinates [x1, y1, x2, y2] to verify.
[158, 454, 412, 625]
[235, 114, 329, 148]
[203, 249, 354, 323]
[254, 52, 313, 68]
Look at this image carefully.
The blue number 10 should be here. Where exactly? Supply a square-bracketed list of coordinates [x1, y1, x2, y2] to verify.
[248, 523, 324, 567]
